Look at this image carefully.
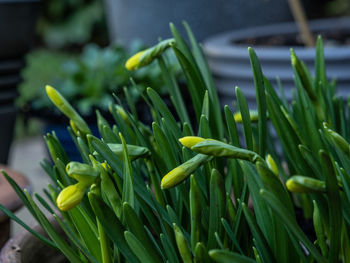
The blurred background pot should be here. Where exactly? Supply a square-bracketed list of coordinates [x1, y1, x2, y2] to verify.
[103, 0, 319, 45]
[203, 16, 350, 108]
[0, 221, 66, 263]
[0, 0, 39, 163]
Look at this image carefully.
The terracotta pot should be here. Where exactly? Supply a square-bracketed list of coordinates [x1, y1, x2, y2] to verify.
[0, 222, 67, 263]
[0, 165, 30, 247]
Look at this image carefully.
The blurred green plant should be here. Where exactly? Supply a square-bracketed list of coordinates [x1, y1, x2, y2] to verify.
[3, 23, 350, 263]
[37, 0, 108, 48]
[323, 0, 350, 16]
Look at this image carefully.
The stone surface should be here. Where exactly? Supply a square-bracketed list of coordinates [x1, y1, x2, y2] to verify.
[8, 136, 51, 236]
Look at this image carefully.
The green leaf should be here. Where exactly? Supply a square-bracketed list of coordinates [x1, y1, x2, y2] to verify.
[123, 202, 162, 263]
[241, 202, 275, 263]
[207, 169, 225, 249]
[248, 47, 267, 157]
[24, 190, 82, 263]
[320, 150, 342, 263]
[190, 175, 201, 250]
[209, 249, 257, 263]
[260, 189, 326, 263]
[147, 87, 182, 139]
[224, 106, 240, 147]
[235, 86, 253, 150]
[88, 193, 140, 263]
[120, 132, 135, 208]
[160, 233, 180, 263]
[314, 36, 327, 93]
[221, 218, 242, 254]
[171, 45, 205, 120]
[183, 21, 224, 139]
[124, 231, 159, 263]
[101, 169, 122, 217]
[0, 203, 57, 249]
[173, 223, 193, 263]
[68, 206, 101, 262]
[194, 242, 211, 263]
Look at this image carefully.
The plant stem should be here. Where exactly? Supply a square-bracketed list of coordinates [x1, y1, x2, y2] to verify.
[287, 0, 315, 47]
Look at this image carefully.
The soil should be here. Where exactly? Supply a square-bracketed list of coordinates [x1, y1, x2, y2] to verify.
[234, 29, 350, 47]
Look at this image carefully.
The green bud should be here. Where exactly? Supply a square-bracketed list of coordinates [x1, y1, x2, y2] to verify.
[286, 175, 326, 193]
[107, 143, 150, 160]
[125, 38, 175, 70]
[323, 122, 350, 155]
[161, 154, 212, 189]
[66, 162, 99, 185]
[173, 223, 193, 263]
[46, 85, 91, 135]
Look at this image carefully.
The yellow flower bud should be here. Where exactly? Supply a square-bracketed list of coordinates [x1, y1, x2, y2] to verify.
[125, 51, 145, 70]
[45, 85, 63, 108]
[161, 154, 211, 189]
[233, 111, 259, 123]
[266, 154, 278, 176]
[179, 136, 206, 148]
[56, 183, 87, 211]
[126, 38, 174, 71]
[161, 166, 187, 189]
[45, 85, 91, 135]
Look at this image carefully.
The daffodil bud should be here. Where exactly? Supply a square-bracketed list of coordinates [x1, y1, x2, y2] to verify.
[179, 136, 206, 148]
[115, 105, 130, 124]
[180, 136, 263, 164]
[323, 122, 350, 155]
[45, 85, 91, 135]
[56, 183, 87, 211]
[173, 223, 193, 263]
[161, 154, 211, 189]
[66, 162, 99, 185]
[233, 111, 259, 123]
[125, 51, 145, 70]
[93, 143, 150, 161]
[266, 154, 278, 176]
[125, 38, 174, 70]
[286, 175, 326, 193]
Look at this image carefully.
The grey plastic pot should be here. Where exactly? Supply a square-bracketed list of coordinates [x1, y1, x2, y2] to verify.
[0, 222, 66, 263]
[104, 0, 296, 45]
[203, 17, 350, 108]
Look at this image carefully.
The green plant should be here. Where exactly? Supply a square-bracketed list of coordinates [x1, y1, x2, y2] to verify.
[19, 43, 180, 116]
[37, 0, 108, 48]
[2, 23, 350, 263]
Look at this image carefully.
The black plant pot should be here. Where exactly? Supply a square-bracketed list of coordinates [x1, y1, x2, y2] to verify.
[0, 105, 17, 164]
[0, 0, 39, 163]
[0, 0, 39, 59]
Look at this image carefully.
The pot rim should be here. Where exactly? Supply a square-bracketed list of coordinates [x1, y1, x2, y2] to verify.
[203, 16, 350, 61]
